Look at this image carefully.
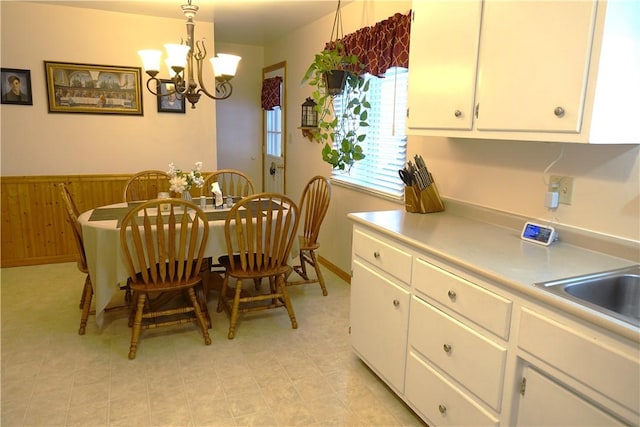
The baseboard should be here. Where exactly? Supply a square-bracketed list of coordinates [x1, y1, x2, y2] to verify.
[1, 255, 76, 268]
[318, 255, 351, 284]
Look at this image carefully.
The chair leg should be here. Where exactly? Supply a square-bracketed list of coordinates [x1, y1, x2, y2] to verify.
[187, 288, 212, 345]
[217, 274, 228, 313]
[128, 293, 146, 360]
[298, 250, 310, 280]
[309, 250, 328, 296]
[78, 276, 93, 335]
[79, 275, 88, 309]
[228, 278, 243, 339]
[278, 275, 298, 329]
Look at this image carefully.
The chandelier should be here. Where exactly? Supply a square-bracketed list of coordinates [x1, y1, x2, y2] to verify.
[138, 0, 241, 109]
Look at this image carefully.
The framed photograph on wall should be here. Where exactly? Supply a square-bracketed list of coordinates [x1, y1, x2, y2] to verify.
[157, 80, 186, 113]
[44, 61, 143, 115]
[1, 68, 33, 105]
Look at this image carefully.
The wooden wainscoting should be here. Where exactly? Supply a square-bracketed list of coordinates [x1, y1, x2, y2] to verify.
[1, 174, 130, 267]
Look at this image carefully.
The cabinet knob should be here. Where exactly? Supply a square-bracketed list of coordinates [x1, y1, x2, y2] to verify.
[443, 343, 452, 354]
[447, 290, 456, 300]
[373, 251, 380, 259]
[454, 110, 462, 118]
[554, 106, 565, 118]
[393, 299, 400, 307]
[438, 404, 447, 415]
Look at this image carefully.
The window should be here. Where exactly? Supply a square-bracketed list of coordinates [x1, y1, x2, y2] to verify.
[265, 107, 282, 157]
[332, 67, 408, 200]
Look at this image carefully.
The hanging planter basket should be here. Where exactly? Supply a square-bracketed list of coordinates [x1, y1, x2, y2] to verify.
[323, 70, 348, 96]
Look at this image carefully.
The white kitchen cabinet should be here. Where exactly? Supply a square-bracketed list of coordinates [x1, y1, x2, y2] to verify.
[515, 365, 626, 426]
[475, 0, 596, 133]
[407, 0, 640, 144]
[348, 215, 639, 426]
[408, 295, 507, 411]
[406, 351, 500, 427]
[406, 0, 482, 130]
[350, 228, 412, 393]
[517, 307, 640, 418]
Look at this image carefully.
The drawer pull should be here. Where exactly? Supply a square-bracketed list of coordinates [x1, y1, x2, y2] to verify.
[443, 344, 452, 354]
[393, 299, 400, 307]
[438, 404, 447, 415]
[373, 251, 381, 259]
[447, 290, 456, 301]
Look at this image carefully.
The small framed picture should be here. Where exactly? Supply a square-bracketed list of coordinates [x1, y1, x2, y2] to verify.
[157, 80, 185, 113]
[1, 68, 33, 105]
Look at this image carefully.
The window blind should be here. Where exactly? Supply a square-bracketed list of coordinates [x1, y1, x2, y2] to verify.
[332, 67, 408, 200]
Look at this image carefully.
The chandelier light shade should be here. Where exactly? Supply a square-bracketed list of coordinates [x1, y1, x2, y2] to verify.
[138, 0, 241, 109]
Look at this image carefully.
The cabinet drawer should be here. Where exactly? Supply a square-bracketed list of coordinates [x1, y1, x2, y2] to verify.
[518, 307, 640, 414]
[353, 228, 412, 284]
[413, 258, 512, 339]
[409, 296, 507, 411]
[405, 352, 499, 427]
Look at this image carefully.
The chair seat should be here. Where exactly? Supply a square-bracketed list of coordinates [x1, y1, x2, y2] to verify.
[218, 254, 291, 280]
[129, 265, 203, 292]
[298, 235, 320, 251]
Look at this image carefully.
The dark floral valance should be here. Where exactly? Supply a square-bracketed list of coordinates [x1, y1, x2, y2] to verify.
[261, 76, 282, 110]
[326, 11, 411, 77]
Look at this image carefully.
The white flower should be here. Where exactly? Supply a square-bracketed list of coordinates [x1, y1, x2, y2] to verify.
[169, 175, 188, 193]
[167, 161, 204, 193]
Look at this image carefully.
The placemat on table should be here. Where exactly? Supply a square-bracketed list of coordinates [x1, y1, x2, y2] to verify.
[88, 207, 132, 222]
[245, 200, 284, 214]
[118, 214, 184, 228]
[205, 211, 231, 222]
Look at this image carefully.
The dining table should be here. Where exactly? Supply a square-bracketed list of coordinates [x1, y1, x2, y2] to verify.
[78, 197, 288, 328]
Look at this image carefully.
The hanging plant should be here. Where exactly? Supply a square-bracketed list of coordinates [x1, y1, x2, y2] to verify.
[300, 1, 370, 172]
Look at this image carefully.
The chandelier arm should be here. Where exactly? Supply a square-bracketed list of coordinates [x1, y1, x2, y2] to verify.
[193, 53, 232, 100]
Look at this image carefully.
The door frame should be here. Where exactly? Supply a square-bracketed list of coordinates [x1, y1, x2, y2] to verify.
[261, 61, 287, 193]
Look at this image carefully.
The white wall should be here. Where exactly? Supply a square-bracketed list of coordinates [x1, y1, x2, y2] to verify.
[266, 0, 639, 274]
[1, 2, 218, 175]
[215, 42, 264, 190]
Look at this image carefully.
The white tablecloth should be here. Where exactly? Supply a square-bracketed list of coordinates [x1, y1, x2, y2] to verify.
[78, 202, 232, 327]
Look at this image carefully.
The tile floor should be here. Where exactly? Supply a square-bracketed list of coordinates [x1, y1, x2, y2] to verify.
[1, 262, 426, 426]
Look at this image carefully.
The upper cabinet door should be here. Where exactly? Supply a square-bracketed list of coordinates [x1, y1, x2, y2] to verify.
[475, 0, 597, 133]
[406, 0, 482, 130]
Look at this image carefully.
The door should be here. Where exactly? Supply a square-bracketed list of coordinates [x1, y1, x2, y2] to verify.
[516, 364, 624, 426]
[262, 61, 286, 193]
[406, 0, 482, 130]
[350, 259, 410, 393]
[475, 0, 597, 132]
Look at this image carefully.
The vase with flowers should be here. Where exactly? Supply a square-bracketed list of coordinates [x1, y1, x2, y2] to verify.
[167, 161, 204, 201]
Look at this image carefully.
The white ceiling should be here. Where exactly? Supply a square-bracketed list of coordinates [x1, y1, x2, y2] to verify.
[39, 0, 351, 45]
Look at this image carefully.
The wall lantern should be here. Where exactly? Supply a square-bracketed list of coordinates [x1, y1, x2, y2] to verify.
[300, 97, 318, 141]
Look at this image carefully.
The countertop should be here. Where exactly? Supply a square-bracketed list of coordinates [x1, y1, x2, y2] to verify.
[348, 208, 640, 342]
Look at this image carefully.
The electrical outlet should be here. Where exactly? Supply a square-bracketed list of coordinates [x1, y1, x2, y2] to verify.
[549, 175, 574, 205]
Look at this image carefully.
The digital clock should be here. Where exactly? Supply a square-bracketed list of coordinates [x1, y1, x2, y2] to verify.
[521, 222, 558, 246]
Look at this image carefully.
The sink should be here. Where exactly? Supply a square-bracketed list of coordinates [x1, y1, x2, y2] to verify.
[535, 265, 640, 328]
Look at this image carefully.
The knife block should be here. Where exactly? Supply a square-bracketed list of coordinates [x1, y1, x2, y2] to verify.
[404, 177, 445, 214]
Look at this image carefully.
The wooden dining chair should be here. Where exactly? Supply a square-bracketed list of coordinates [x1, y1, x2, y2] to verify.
[58, 183, 94, 335]
[123, 170, 171, 202]
[201, 169, 255, 198]
[217, 193, 300, 339]
[287, 176, 332, 296]
[120, 199, 212, 359]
